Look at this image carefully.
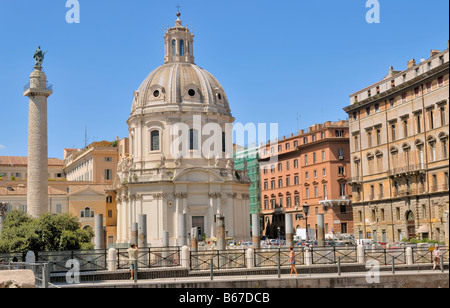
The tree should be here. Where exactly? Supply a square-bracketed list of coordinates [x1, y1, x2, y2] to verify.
[0, 210, 94, 253]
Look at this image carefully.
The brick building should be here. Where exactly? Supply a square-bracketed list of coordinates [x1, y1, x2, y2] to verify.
[259, 120, 353, 240]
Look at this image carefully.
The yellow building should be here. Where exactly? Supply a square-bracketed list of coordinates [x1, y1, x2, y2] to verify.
[63, 139, 128, 246]
[0, 138, 128, 248]
[344, 44, 449, 245]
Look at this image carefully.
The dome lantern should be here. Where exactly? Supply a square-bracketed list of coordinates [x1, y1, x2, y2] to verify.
[164, 12, 195, 64]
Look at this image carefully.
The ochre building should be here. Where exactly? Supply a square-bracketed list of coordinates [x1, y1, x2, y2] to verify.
[344, 44, 449, 245]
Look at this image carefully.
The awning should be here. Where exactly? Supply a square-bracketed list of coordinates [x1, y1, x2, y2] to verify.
[417, 224, 429, 233]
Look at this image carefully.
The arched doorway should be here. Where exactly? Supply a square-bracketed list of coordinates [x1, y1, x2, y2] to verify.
[406, 210, 416, 240]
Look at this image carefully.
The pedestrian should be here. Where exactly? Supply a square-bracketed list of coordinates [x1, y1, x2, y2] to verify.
[127, 243, 139, 280]
[289, 246, 298, 277]
[432, 244, 441, 271]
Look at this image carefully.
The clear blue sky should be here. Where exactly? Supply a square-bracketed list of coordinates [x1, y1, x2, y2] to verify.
[0, 0, 448, 159]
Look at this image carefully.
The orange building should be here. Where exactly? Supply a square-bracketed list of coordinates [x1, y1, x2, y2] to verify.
[259, 120, 353, 240]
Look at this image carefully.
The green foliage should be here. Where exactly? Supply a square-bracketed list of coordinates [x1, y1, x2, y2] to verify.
[405, 237, 444, 245]
[0, 210, 93, 253]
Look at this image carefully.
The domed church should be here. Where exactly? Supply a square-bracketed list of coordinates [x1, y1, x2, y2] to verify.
[114, 12, 251, 247]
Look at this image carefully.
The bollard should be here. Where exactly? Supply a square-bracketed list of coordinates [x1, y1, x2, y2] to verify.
[305, 246, 312, 266]
[107, 248, 117, 271]
[406, 247, 413, 265]
[441, 256, 444, 273]
[357, 245, 365, 264]
[246, 248, 255, 269]
[181, 245, 190, 268]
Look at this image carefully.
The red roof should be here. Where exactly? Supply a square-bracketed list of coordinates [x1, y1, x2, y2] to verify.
[0, 156, 64, 167]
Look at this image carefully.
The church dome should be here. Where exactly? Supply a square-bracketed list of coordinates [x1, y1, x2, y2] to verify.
[131, 62, 230, 114]
[130, 13, 231, 117]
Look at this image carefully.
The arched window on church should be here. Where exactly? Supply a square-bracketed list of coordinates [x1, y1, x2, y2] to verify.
[222, 132, 226, 153]
[172, 39, 176, 56]
[180, 39, 185, 56]
[151, 130, 160, 152]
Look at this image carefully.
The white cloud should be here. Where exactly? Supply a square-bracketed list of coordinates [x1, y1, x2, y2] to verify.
[0, 145, 5, 150]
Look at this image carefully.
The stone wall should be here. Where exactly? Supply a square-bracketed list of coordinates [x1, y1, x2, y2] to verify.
[0, 270, 35, 288]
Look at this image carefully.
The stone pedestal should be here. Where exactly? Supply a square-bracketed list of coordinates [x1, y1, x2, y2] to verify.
[285, 213, 294, 247]
[317, 214, 325, 247]
[95, 214, 104, 249]
[252, 213, 260, 249]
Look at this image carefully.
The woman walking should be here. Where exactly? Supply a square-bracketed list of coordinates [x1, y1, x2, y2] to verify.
[289, 246, 298, 277]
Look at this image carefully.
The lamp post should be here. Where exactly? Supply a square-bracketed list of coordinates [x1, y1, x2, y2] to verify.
[302, 202, 310, 243]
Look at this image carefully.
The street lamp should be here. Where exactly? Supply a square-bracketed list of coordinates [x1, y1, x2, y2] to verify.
[302, 202, 310, 243]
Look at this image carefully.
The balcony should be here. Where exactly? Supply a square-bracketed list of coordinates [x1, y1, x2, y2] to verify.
[388, 164, 426, 178]
[347, 176, 362, 185]
[24, 81, 53, 92]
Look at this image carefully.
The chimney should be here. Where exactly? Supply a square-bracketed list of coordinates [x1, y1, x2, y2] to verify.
[430, 50, 440, 57]
[407, 59, 416, 69]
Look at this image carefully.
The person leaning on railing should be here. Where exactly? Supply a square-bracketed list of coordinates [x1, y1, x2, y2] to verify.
[127, 243, 139, 280]
[432, 244, 441, 271]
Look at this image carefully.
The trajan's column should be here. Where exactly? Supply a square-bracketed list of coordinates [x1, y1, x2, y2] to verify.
[23, 47, 52, 218]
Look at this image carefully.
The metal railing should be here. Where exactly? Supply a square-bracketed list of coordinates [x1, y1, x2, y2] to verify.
[35, 249, 108, 273]
[388, 164, 426, 177]
[0, 262, 59, 288]
[23, 81, 53, 92]
[1, 245, 448, 285]
[254, 247, 304, 267]
[190, 249, 247, 271]
[117, 247, 181, 269]
[364, 247, 407, 265]
[413, 246, 449, 264]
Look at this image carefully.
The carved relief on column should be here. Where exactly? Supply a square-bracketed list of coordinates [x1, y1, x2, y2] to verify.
[227, 193, 237, 199]
[208, 192, 222, 199]
[241, 193, 250, 200]
[152, 193, 167, 200]
[129, 194, 143, 201]
[175, 192, 188, 199]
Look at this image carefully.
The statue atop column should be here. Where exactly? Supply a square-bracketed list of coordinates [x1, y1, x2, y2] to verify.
[33, 46, 47, 67]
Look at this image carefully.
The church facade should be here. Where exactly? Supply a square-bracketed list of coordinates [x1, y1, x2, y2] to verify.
[114, 13, 251, 247]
